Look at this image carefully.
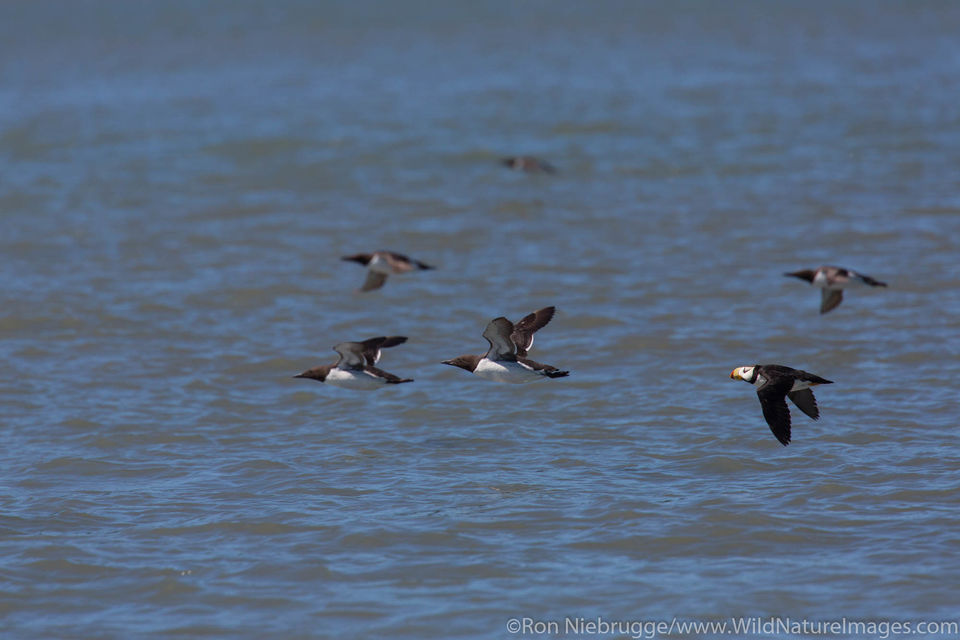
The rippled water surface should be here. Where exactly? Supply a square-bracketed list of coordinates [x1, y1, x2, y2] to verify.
[3, 1, 960, 638]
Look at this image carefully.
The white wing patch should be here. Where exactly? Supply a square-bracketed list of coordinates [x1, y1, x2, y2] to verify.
[523, 334, 535, 353]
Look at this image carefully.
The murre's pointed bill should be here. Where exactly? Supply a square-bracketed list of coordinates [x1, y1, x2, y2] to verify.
[784, 265, 886, 314]
[442, 306, 569, 384]
[730, 364, 833, 446]
[501, 156, 557, 174]
[295, 336, 413, 390]
[341, 251, 434, 292]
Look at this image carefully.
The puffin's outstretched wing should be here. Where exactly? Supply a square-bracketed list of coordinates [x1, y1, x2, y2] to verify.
[787, 388, 820, 420]
[756, 376, 795, 446]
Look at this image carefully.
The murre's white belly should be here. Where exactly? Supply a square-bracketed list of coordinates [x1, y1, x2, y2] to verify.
[325, 368, 386, 390]
[813, 270, 866, 290]
[368, 254, 394, 275]
[473, 358, 543, 384]
[812, 271, 833, 289]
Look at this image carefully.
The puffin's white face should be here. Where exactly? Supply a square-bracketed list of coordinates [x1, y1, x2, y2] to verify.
[730, 366, 755, 382]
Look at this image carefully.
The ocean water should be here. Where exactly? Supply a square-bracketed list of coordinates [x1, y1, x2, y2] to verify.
[2, 1, 960, 638]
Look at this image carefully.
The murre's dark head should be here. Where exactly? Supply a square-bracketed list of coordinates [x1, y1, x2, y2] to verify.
[784, 269, 817, 283]
[442, 354, 482, 373]
[294, 365, 333, 383]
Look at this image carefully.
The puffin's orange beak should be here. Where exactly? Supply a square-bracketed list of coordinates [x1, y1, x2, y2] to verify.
[730, 369, 740, 380]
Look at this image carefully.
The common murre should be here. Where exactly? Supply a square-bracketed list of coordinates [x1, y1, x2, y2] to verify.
[295, 336, 413, 390]
[501, 156, 557, 174]
[442, 306, 569, 383]
[341, 251, 434, 292]
[730, 364, 833, 446]
[784, 265, 887, 314]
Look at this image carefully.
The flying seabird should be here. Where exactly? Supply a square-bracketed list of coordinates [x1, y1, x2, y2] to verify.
[784, 265, 887, 314]
[442, 306, 569, 383]
[730, 364, 833, 446]
[501, 156, 557, 174]
[295, 336, 413, 390]
[341, 251, 434, 292]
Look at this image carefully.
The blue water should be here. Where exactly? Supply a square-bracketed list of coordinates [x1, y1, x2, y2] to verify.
[2, 1, 960, 638]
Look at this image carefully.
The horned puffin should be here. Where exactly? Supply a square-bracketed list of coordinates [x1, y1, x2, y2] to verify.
[730, 364, 833, 445]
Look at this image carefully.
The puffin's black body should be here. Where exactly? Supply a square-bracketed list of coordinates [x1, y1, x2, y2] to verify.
[730, 364, 833, 446]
